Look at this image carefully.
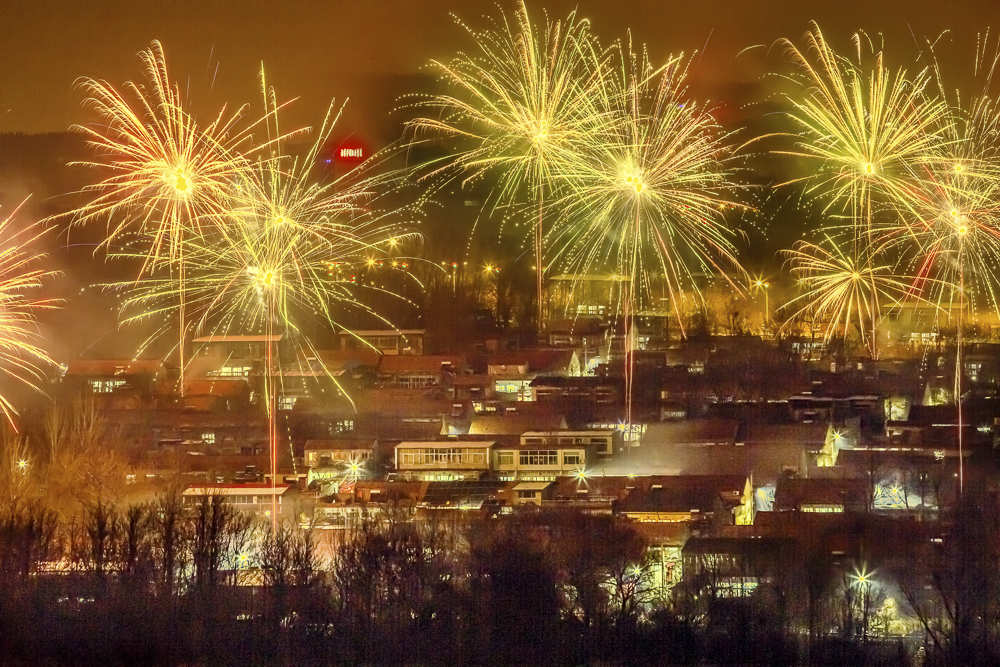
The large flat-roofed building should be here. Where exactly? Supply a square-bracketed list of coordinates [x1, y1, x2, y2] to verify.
[378, 355, 464, 389]
[64, 358, 167, 398]
[492, 440, 589, 482]
[337, 329, 425, 355]
[189, 334, 283, 379]
[303, 439, 374, 468]
[520, 429, 618, 456]
[393, 441, 493, 481]
[182, 483, 295, 520]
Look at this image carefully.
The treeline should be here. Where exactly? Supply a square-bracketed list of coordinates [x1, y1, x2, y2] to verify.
[1, 492, 1000, 665]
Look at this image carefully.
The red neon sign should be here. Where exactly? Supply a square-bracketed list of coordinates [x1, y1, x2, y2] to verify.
[337, 144, 365, 161]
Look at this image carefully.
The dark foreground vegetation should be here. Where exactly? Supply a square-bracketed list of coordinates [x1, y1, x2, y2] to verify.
[1, 490, 999, 665]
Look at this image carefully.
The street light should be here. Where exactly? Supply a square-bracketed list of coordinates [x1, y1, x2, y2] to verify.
[849, 564, 876, 589]
[752, 276, 770, 334]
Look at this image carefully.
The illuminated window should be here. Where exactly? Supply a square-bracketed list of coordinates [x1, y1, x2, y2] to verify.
[563, 452, 583, 465]
[398, 374, 437, 389]
[364, 335, 399, 351]
[400, 447, 486, 467]
[201, 432, 215, 445]
[519, 450, 558, 466]
[278, 395, 297, 411]
[497, 451, 514, 466]
[494, 379, 534, 401]
[218, 365, 251, 378]
[329, 419, 355, 434]
[801, 504, 844, 513]
[90, 379, 125, 394]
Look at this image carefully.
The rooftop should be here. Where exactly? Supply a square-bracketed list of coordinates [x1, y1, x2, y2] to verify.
[379, 355, 464, 374]
[65, 358, 164, 376]
[395, 440, 495, 449]
[192, 334, 283, 343]
[513, 481, 553, 491]
[183, 484, 290, 496]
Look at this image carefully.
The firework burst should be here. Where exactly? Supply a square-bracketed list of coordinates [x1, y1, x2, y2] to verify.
[110, 73, 417, 521]
[66, 41, 296, 392]
[547, 40, 748, 425]
[68, 41, 263, 267]
[780, 236, 915, 349]
[404, 0, 605, 326]
[548, 43, 748, 326]
[771, 23, 948, 232]
[885, 31, 1000, 316]
[0, 198, 60, 429]
[769, 23, 949, 358]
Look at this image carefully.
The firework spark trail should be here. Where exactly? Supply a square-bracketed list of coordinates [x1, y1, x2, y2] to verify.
[0, 198, 60, 430]
[547, 39, 748, 431]
[768, 23, 948, 357]
[404, 0, 606, 329]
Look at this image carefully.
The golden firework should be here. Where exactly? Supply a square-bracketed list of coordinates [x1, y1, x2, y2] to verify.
[548, 42, 748, 326]
[404, 0, 605, 326]
[68, 41, 265, 268]
[780, 236, 914, 349]
[547, 40, 748, 426]
[0, 198, 60, 429]
[772, 23, 948, 234]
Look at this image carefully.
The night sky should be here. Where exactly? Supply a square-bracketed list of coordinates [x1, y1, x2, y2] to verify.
[2, 0, 999, 359]
[2, 0, 998, 139]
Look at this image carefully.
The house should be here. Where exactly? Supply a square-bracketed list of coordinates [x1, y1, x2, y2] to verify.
[485, 349, 582, 402]
[64, 358, 166, 396]
[181, 379, 250, 412]
[773, 476, 870, 513]
[531, 376, 620, 406]
[737, 422, 830, 482]
[641, 420, 739, 448]
[544, 475, 639, 513]
[337, 329, 424, 355]
[378, 355, 464, 389]
[351, 388, 454, 440]
[681, 536, 797, 597]
[189, 334, 281, 380]
[614, 420, 820, 485]
[350, 480, 428, 505]
[543, 317, 606, 348]
[303, 439, 375, 468]
[449, 409, 568, 441]
[787, 392, 881, 423]
[519, 429, 618, 456]
[885, 404, 983, 451]
[450, 374, 494, 403]
[664, 344, 711, 375]
[418, 480, 507, 511]
[393, 440, 493, 481]
[615, 475, 751, 525]
[511, 481, 553, 506]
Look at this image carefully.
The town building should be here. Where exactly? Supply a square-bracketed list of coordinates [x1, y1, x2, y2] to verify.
[393, 440, 493, 481]
[181, 483, 298, 520]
